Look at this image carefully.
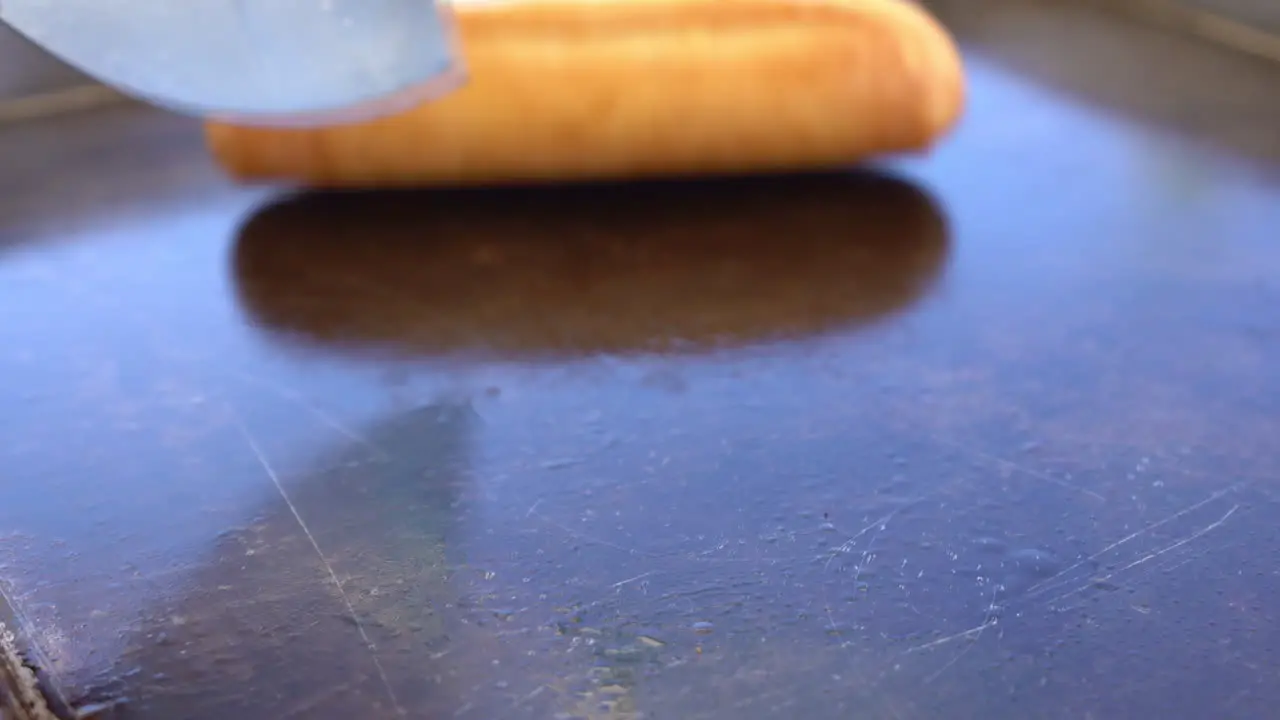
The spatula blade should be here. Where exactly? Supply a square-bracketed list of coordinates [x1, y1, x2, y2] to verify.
[0, 0, 462, 126]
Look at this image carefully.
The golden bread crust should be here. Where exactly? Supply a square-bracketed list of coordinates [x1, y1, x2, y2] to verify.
[205, 0, 965, 186]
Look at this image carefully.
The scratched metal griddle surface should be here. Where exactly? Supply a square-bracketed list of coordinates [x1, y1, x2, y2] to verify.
[2, 2, 1279, 719]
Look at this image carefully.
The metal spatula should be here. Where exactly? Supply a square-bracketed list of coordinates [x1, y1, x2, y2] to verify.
[0, 0, 462, 127]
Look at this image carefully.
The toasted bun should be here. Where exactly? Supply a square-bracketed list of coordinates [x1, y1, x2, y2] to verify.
[205, 0, 965, 187]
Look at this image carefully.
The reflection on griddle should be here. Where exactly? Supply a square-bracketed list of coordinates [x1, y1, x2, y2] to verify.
[77, 403, 481, 720]
[230, 172, 950, 361]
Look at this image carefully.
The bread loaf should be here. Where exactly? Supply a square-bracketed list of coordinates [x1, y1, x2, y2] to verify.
[205, 0, 965, 187]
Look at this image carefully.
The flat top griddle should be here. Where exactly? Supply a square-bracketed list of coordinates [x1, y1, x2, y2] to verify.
[2, 2, 1279, 719]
